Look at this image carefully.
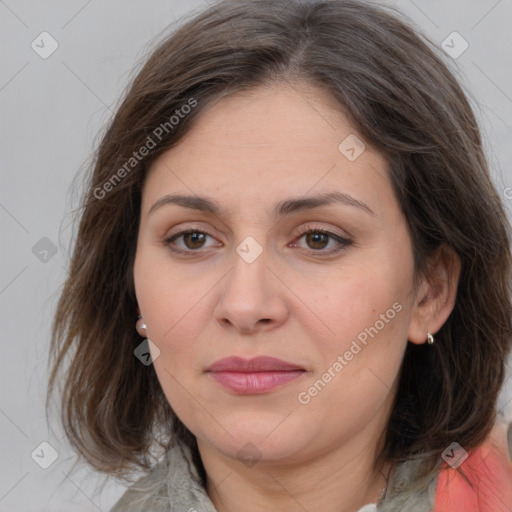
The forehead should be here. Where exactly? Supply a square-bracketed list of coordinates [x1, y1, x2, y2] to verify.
[154, 82, 357, 164]
[141, 82, 394, 219]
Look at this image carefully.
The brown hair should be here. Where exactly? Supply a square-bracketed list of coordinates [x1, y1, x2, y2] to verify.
[48, 0, 512, 484]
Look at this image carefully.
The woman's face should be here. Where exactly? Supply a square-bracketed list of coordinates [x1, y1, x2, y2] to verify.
[134, 82, 421, 465]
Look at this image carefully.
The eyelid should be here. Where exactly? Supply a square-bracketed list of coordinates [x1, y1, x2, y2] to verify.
[164, 222, 221, 240]
[294, 223, 352, 242]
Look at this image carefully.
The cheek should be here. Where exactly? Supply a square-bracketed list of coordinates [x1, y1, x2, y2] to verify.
[302, 262, 409, 344]
[300, 250, 413, 392]
[134, 248, 211, 343]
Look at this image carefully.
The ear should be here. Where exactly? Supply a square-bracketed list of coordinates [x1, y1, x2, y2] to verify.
[407, 244, 461, 345]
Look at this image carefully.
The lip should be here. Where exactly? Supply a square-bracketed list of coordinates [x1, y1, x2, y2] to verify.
[207, 356, 306, 394]
[207, 356, 305, 373]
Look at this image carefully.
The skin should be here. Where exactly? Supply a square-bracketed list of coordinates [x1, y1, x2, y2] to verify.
[133, 81, 460, 512]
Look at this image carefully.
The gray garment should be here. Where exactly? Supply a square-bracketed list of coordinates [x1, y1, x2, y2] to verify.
[110, 440, 440, 512]
[111, 441, 217, 512]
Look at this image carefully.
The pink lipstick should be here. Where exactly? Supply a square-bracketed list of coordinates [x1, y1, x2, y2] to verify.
[207, 356, 306, 394]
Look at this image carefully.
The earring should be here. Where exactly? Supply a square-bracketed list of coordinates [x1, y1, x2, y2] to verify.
[136, 315, 147, 337]
[427, 332, 434, 344]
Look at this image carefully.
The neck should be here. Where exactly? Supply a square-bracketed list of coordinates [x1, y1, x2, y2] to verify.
[198, 429, 391, 512]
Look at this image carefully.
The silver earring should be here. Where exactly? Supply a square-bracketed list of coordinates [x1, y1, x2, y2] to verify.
[427, 332, 434, 344]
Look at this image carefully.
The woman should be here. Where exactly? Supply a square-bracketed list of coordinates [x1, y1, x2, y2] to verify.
[48, 0, 512, 510]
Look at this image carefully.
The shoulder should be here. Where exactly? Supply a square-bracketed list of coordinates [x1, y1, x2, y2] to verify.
[433, 420, 512, 512]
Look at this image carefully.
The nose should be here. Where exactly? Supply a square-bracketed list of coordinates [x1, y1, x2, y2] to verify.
[213, 246, 289, 335]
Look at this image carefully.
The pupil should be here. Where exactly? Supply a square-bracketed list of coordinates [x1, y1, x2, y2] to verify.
[308, 233, 328, 249]
[186, 232, 205, 248]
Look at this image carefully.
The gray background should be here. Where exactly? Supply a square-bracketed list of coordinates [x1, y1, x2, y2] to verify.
[1, 0, 511, 511]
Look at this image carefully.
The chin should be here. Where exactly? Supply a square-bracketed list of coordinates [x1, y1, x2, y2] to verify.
[195, 415, 314, 464]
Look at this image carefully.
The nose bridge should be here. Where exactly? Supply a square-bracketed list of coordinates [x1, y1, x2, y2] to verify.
[227, 234, 270, 300]
[214, 234, 288, 332]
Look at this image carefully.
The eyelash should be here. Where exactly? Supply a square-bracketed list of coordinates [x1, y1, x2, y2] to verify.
[163, 225, 353, 257]
[293, 225, 353, 255]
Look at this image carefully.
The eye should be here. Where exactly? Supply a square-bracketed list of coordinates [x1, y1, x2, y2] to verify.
[164, 229, 219, 254]
[291, 225, 353, 256]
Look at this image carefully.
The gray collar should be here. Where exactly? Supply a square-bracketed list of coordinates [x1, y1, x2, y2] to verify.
[110, 440, 440, 512]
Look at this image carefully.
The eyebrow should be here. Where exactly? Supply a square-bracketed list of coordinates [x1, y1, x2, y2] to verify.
[148, 191, 375, 218]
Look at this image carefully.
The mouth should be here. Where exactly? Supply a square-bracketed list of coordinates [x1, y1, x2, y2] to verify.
[206, 356, 306, 394]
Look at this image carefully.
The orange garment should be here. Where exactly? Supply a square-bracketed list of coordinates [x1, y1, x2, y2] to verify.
[433, 422, 512, 512]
